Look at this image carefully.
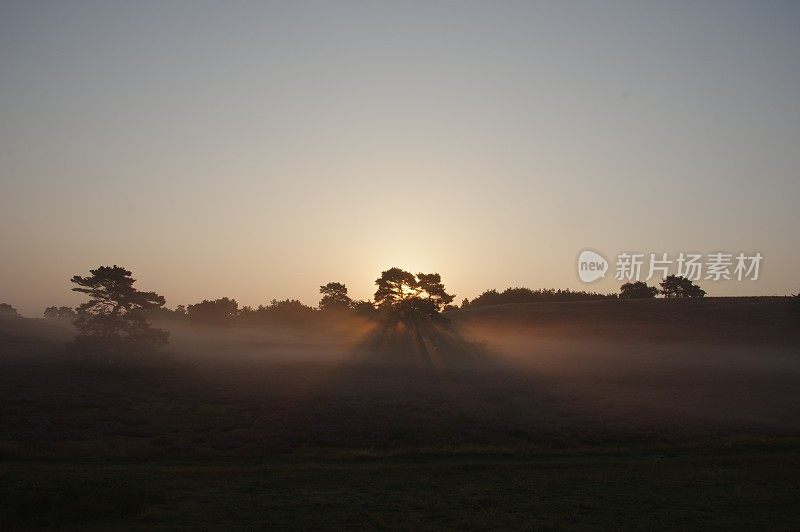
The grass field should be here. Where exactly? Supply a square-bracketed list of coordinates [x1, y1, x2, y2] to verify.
[1, 297, 799, 529]
[4, 445, 800, 530]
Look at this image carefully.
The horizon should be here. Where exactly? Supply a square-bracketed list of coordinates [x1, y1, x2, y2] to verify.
[7, 261, 795, 318]
[2, 1, 799, 315]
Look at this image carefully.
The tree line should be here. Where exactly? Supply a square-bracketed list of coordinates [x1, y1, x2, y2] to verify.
[1, 264, 791, 367]
[4, 266, 459, 365]
[9, 272, 711, 329]
[459, 276, 706, 308]
[462, 287, 614, 308]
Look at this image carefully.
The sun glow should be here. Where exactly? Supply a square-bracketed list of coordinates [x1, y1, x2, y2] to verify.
[401, 284, 419, 297]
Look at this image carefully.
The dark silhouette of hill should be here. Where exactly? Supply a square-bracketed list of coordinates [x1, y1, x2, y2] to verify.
[449, 296, 800, 344]
[0, 314, 73, 358]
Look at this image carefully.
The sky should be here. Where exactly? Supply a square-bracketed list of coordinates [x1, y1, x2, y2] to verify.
[1, 0, 799, 316]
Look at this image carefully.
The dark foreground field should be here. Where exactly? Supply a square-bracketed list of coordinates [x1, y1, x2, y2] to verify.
[5, 445, 800, 530]
[1, 297, 799, 529]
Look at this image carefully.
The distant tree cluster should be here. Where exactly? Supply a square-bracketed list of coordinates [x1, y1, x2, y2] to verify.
[465, 287, 614, 308]
[317, 282, 376, 317]
[659, 275, 706, 298]
[240, 299, 319, 325]
[186, 297, 239, 324]
[318, 282, 351, 310]
[43, 305, 77, 321]
[617, 276, 706, 299]
[373, 268, 454, 321]
[133, 296, 323, 327]
[0, 303, 20, 318]
[619, 281, 659, 299]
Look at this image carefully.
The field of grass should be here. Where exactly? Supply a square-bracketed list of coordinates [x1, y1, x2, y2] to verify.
[1, 297, 799, 528]
[4, 445, 800, 529]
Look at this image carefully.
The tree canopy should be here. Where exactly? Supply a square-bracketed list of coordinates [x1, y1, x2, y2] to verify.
[619, 281, 659, 299]
[70, 266, 169, 360]
[44, 306, 77, 321]
[319, 282, 352, 310]
[186, 297, 239, 324]
[373, 267, 454, 320]
[659, 275, 706, 298]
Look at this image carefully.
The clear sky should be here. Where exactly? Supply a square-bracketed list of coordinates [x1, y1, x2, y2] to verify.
[1, 1, 799, 316]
